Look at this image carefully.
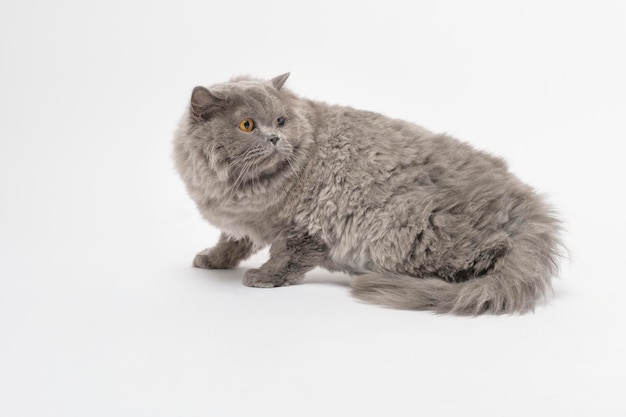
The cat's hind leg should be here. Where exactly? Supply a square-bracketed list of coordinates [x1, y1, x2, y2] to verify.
[193, 233, 256, 269]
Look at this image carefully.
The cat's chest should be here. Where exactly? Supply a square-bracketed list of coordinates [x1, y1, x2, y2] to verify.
[200, 202, 283, 246]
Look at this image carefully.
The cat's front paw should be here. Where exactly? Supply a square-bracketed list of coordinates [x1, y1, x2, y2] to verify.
[243, 268, 285, 288]
[243, 268, 305, 288]
[193, 248, 234, 269]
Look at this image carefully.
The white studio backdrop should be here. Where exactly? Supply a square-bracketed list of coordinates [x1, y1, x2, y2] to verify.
[1, 1, 625, 416]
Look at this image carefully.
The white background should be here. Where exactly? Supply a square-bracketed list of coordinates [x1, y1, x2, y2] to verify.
[1, 1, 625, 416]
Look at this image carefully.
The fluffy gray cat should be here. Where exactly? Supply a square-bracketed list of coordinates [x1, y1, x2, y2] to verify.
[173, 73, 562, 315]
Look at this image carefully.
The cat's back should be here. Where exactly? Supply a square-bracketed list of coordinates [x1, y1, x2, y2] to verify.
[309, 102, 508, 185]
[316, 103, 430, 158]
[292, 101, 522, 265]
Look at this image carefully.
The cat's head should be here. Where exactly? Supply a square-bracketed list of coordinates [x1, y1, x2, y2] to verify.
[174, 73, 312, 198]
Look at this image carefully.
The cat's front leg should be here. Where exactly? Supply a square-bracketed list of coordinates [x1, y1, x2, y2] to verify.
[243, 231, 329, 288]
[193, 233, 256, 269]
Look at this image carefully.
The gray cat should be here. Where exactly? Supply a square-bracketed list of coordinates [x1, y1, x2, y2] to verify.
[173, 73, 562, 315]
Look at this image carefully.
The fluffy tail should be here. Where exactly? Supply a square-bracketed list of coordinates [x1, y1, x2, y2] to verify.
[351, 213, 562, 315]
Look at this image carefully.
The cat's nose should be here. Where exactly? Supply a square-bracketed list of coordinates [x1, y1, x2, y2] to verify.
[267, 136, 280, 145]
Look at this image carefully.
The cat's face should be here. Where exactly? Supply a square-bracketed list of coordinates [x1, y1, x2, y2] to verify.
[176, 74, 310, 194]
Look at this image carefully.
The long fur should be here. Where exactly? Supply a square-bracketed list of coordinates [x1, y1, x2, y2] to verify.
[351, 206, 562, 314]
[173, 73, 563, 315]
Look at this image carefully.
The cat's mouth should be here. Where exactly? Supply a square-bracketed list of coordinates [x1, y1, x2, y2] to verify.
[234, 145, 298, 187]
[258, 158, 291, 180]
[232, 158, 290, 187]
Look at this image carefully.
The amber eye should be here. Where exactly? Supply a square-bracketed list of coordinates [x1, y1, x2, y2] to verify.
[277, 117, 285, 127]
[239, 118, 255, 132]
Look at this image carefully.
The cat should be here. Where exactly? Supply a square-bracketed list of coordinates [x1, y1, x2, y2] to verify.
[173, 73, 562, 315]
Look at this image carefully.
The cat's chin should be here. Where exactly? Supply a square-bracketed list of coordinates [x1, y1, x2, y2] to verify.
[257, 144, 297, 172]
[253, 156, 293, 182]
[226, 149, 295, 190]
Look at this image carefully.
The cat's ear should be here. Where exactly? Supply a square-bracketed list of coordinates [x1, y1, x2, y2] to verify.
[270, 72, 290, 90]
[190, 86, 221, 119]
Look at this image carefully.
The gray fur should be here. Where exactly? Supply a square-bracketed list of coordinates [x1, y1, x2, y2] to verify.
[173, 73, 562, 315]
[194, 233, 256, 269]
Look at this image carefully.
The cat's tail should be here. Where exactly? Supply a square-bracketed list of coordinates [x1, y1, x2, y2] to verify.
[350, 214, 562, 315]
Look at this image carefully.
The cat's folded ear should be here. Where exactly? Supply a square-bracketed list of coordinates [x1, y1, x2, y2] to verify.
[270, 73, 290, 90]
[190, 86, 221, 120]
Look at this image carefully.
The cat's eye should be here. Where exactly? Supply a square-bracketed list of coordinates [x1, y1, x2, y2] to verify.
[277, 117, 285, 127]
[239, 118, 255, 132]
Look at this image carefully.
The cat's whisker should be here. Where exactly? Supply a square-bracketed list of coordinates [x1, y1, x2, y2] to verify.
[285, 158, 299, 178]
[231, 160, 254, 193]
[288, 151, 304, 171]
[228, 147, 264, 189]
